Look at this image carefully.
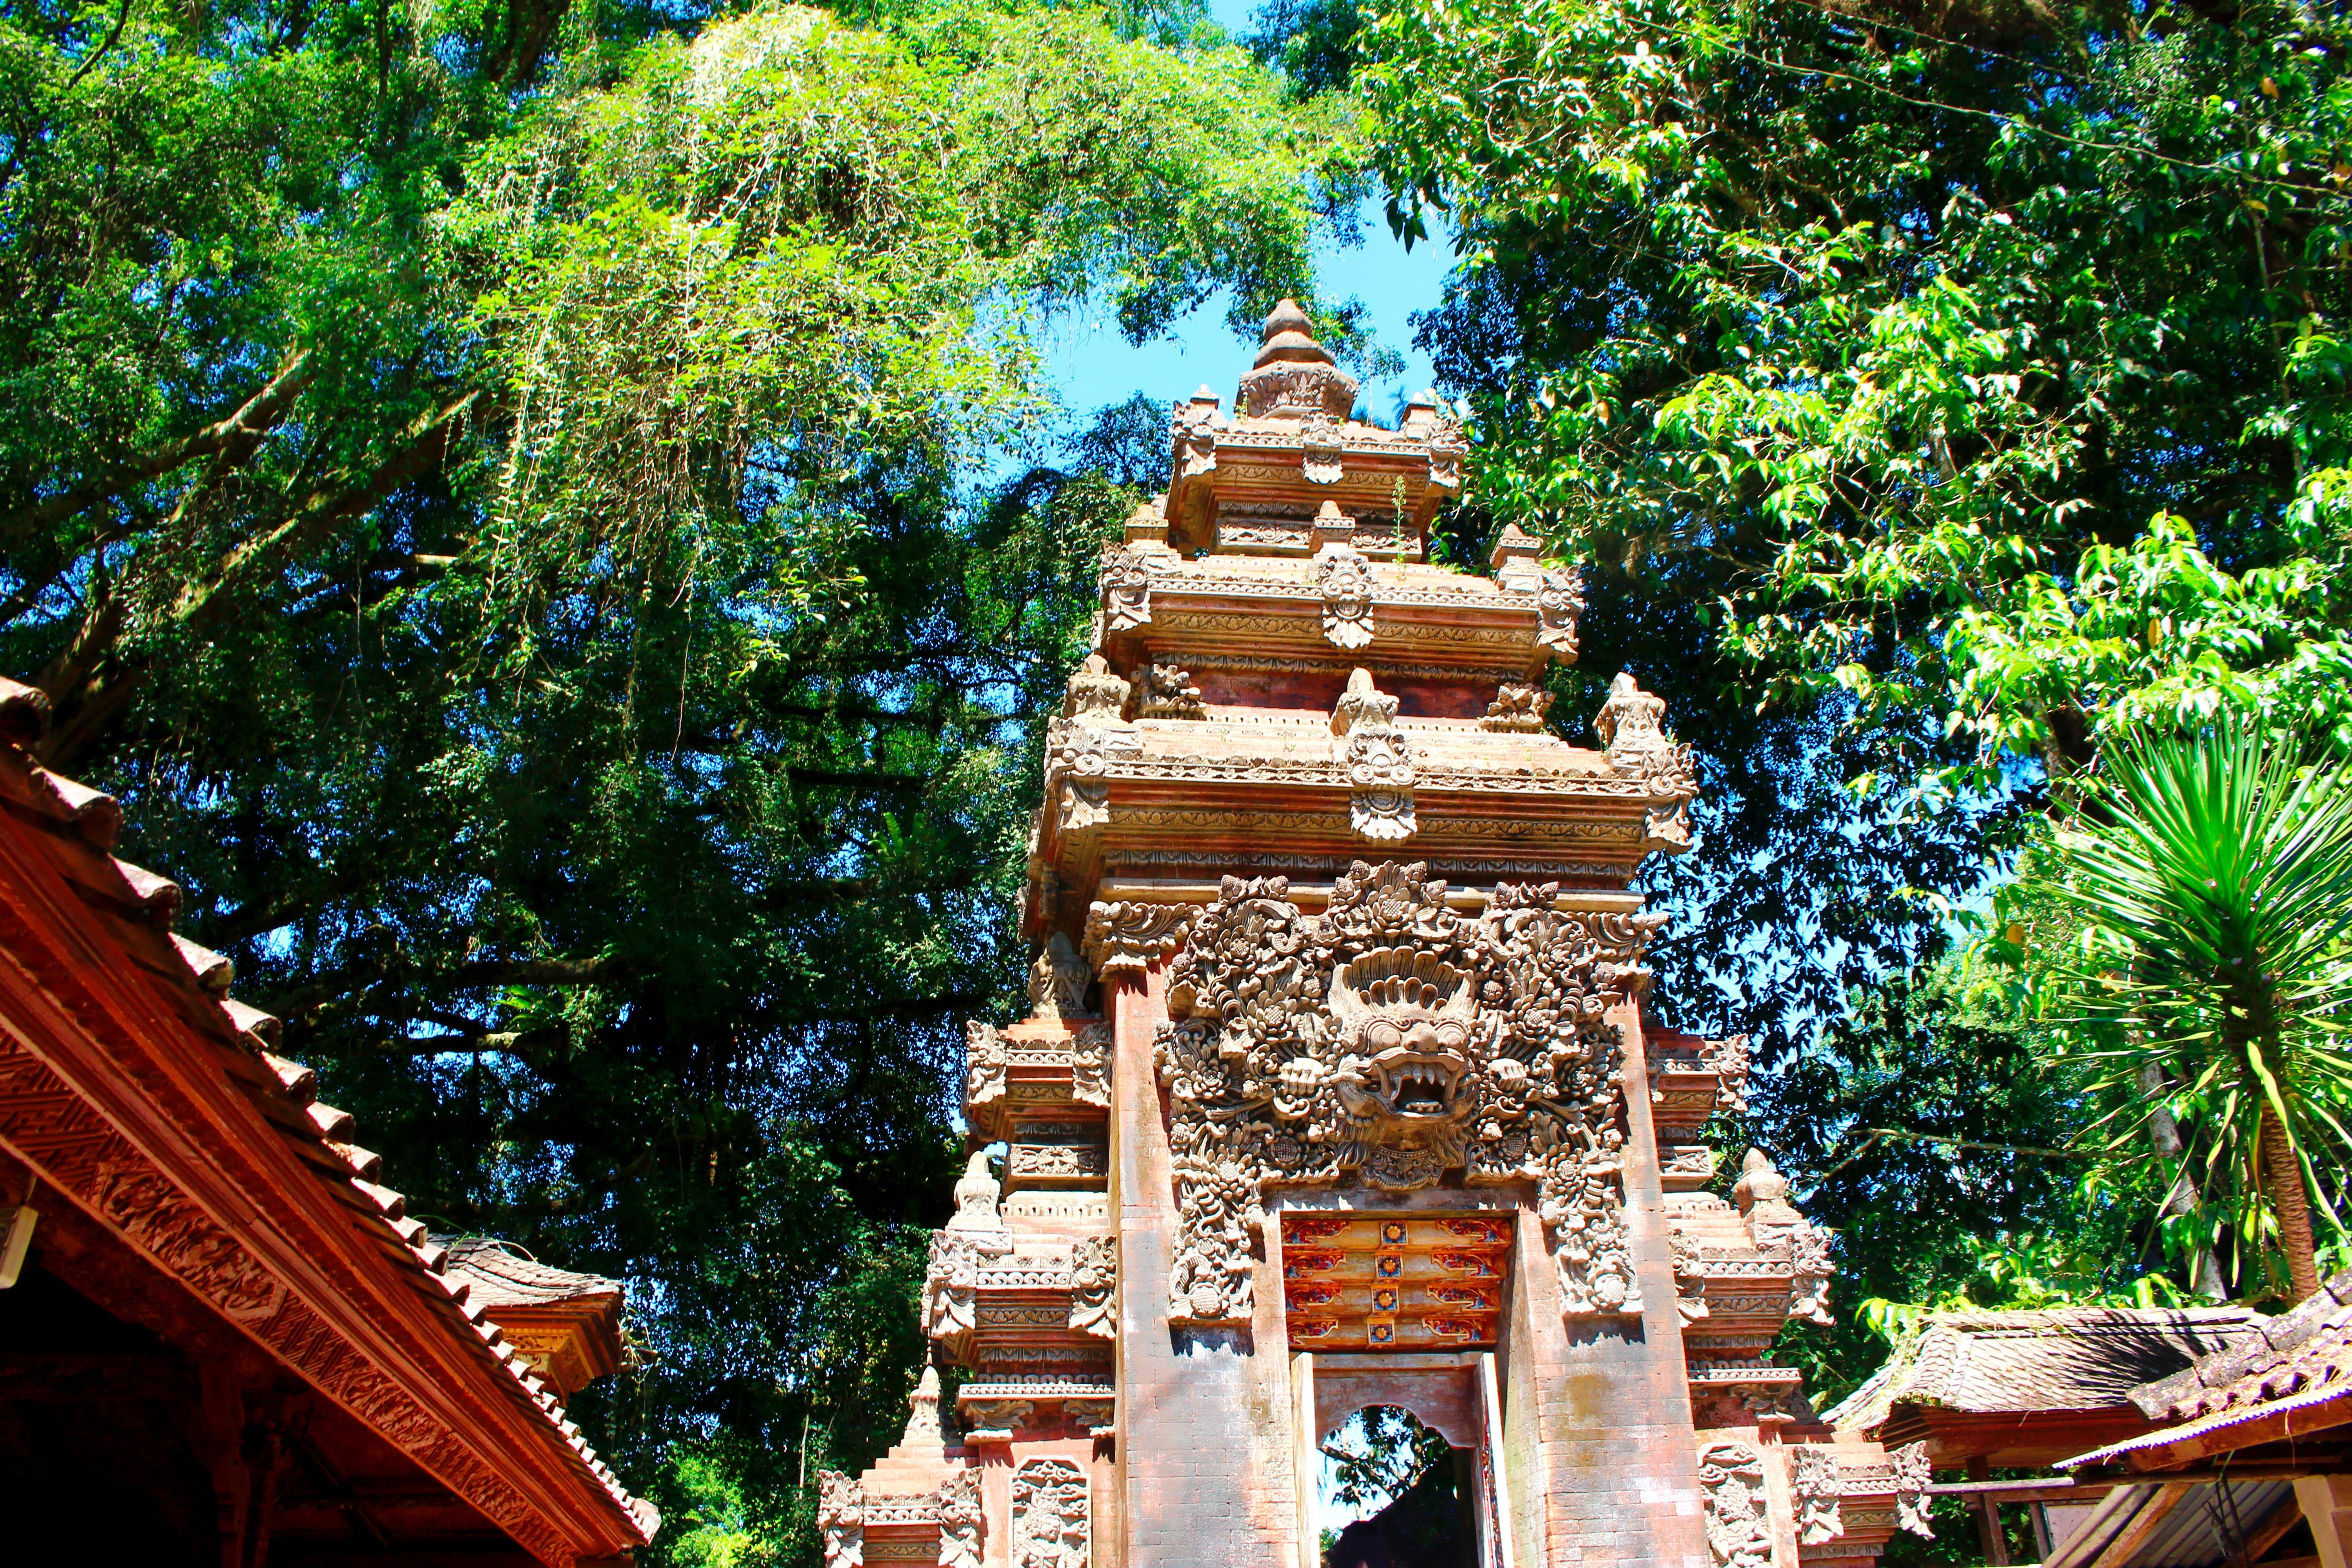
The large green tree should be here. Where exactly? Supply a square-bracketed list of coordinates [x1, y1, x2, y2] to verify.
[1, 0, 1366, 1556]
[1321, 0, 2352, 1323]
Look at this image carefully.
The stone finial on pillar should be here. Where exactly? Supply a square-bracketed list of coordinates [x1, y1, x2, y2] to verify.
[904, 1363, 945, 1444]
[947, 1150, 1003, 1233]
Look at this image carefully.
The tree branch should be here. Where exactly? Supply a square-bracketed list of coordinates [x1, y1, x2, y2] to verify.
[0, 349, 313, 541]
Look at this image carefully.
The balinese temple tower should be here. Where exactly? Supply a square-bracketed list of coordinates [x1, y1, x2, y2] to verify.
[819, 303, 1934, 1568]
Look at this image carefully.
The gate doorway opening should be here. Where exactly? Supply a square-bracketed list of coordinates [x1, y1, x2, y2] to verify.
[1292, 1352, 1516, 1568]
[1320, 1405, 1477, 1568]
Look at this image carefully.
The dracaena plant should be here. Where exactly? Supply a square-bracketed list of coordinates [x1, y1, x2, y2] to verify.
[2015, 725, 2352, 1302]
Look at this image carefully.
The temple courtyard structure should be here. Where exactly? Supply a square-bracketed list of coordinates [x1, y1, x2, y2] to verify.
[817, 304, 1935, 1568]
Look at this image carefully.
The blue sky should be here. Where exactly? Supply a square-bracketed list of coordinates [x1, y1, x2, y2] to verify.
[1037, 0, 1460, 425]
[1040, 205, 1457, 426]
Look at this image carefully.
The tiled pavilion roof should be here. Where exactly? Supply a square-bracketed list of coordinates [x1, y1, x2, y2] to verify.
[1824, 1307, 2267, 1434]
[0, 673, 656, 1561]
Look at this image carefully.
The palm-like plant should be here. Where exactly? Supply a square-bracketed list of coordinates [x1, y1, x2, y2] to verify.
[2029, 725, 2352, 1302]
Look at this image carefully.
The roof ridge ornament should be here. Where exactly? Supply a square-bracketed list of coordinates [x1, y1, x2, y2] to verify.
[1236, 297, 1358, 421]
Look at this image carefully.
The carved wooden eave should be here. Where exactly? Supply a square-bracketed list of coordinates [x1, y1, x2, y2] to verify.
[0, 676, 656, 1567]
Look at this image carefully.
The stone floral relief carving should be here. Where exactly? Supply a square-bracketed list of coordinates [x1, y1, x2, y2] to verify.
[1134, 663, 1205, 720]
[1891, 1443, 1934, 1537]
[1172, 397, 1219, 485]
[1672, 1229, 1710, 1323]
[1064, 1396, 1115, 1434]
[1011, 1458, 1090, 1568]
[1332, 668, 1416, 842]
[1480, 683, 1553, 733]
[1790, 1446, 1845, 1544]
[1535, 565, 1586, 661]
[1301, 412, 1346, 485]
[1029, 932, 1093, 1024]
[1070, 1022, 1111, 1107]
[1702, 1034, 1753, 1114]
[1048, 656, 1138, 843]
[1013, 1143, 1107, 1178]
[965, 1022, 1006, 1118]
[819, 1470, 865, 1568]
[1081, 901, 1195, 979]
[1068, 1234, 1117, 1340]
[1101, 550, 1153, 632]
[1699, 1440, 1773, 1568]
[1317, 545, 1376, 649]
[965, 1398, 1036, 1436]
[1153, 861, 1659, 1326]
[924, 1225, 1012, 1367]
[936, 1467, 983, 1568]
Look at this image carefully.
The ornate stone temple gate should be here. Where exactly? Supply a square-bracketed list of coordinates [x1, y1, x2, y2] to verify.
[820, 303, 1933, 1568]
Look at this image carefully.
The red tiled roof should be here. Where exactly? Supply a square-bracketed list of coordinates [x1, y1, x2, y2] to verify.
[447, 1238, 626, 1311]
[2134, 1268, 2352, 1423]
[0, 675, 656, 1558]
[1823, 1308, 2265, 1435]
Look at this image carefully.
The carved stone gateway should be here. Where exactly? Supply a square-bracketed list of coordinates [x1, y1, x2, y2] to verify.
[833, 300, 1927, 1568]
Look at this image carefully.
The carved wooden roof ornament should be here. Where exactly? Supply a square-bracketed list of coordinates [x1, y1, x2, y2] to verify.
[831, 299, 1926, 1568]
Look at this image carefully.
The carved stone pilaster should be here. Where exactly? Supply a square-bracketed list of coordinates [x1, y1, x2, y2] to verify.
[1792, 1446, 1846, 1544]
[1166, 1155, 1259, 1326]
[1332, 668, 1415, 841]
[819, 1470, 865, 1568]
[1068, 1234, 1117, 1341]
[1539, 1141, 1643, 1318]
[1698, 1441, 1772, 1568]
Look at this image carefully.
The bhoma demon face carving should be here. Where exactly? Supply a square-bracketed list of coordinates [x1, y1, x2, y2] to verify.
[1154, 861, 1661, 1326]
[1329, 949, 1477, 1142]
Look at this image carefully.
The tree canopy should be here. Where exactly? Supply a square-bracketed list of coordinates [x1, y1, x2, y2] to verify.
[13, 0, 2352, 1553]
